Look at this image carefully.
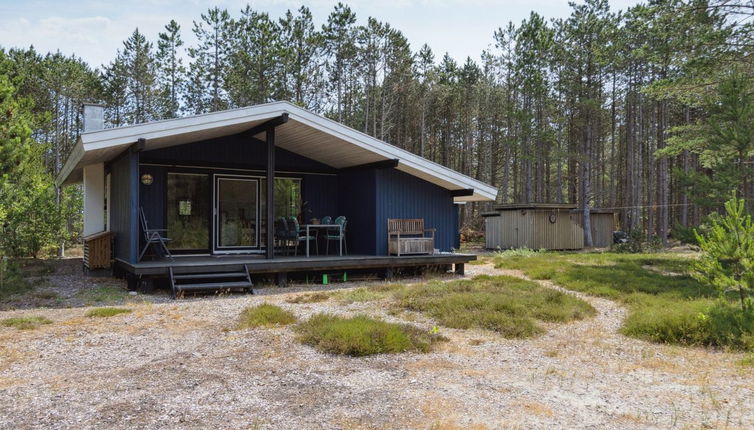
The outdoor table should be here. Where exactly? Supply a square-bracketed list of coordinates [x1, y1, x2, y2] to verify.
[303, 224, 343, 257]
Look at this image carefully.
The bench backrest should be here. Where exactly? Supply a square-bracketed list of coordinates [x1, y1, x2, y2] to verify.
[387, 218, 425, 235]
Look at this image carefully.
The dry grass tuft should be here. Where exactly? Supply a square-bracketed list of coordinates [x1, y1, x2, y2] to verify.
[286, 292, 331, 304]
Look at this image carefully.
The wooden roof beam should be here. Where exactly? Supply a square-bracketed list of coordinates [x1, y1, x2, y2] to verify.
[239, 113, 289, 138]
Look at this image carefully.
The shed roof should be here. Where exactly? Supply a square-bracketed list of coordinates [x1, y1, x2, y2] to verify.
[492, 203, 578, 210]
[57, 101, 496, 202]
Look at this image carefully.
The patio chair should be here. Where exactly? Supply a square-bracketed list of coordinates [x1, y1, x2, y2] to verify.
[325, 216, 347, 255]
[289, 216, 318, 256]
[139, 207, 172, 261]
[275, 217, 292, 255]
[320, 215, 332, 225]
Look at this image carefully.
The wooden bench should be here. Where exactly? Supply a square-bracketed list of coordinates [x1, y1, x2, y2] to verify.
[387, 219, 436, 256]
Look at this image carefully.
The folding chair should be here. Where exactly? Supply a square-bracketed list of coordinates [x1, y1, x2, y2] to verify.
[139, 207, 173, 261]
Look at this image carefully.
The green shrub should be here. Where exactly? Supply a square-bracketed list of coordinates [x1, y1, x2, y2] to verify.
[0, 258, 31, 299]
[237, 303, 297, 329]
[610, 230, 644, 253]
[85, 307, 133, 318]
[295, 314, 443, 356]
[492, 247, 542, 258]
[672, 223, 700, 245]
[394, 275, 595, 339]
[693, 194, 754, 310]
[1, 315, 52, 330]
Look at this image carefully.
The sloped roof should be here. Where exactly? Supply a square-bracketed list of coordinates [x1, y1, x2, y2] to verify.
[57, 101, 496, 202]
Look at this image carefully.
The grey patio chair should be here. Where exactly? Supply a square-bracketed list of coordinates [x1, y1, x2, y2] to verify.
[139, 207, 172, 261]
[325, 216, 347, 255]
[289, 216, 317, 256]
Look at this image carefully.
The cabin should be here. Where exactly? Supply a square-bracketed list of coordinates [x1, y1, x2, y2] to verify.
[57, 102, 496, 294]
[482, 203, 616, 250]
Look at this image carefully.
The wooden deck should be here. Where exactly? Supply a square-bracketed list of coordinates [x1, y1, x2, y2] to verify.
[116, 253, 475, 277]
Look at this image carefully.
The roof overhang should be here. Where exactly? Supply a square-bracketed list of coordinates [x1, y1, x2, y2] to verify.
[57, 101, 496, 202]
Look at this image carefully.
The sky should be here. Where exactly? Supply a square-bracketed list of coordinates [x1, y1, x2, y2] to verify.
[0, 0, 641, 69]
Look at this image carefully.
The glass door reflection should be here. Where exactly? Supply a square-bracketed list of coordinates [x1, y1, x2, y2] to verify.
[215, 176, 259, 251]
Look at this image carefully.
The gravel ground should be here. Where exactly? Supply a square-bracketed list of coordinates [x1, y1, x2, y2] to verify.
[1, 263, 753, 429]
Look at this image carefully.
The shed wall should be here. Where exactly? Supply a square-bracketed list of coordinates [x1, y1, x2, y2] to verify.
[485, 209, 583, 250]
[574, 212, 616, 248]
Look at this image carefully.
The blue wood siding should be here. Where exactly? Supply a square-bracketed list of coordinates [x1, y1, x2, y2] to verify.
[139, 165, 165, 230]
[131, 135, 459, 257]
[337, 169, 376, 255]
[141, 135, 334, 173]
[110, 150, 139, 263]
[302, 174, 339, 223]
[375, 169, 457, 254]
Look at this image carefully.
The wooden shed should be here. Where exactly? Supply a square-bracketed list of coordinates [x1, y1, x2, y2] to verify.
[572, 209, 618, 248]
[482, 204, 584, 250]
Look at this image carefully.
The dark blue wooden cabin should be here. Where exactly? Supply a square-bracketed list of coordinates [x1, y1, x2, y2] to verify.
[58, 102, 495, 289]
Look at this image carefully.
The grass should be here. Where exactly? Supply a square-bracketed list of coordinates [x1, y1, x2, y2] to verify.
[75, 284, 130, 305]
[237, 303, 297, 329]
[494, 251, 754, 350]
[86, 307, 133, 318]
[330, 283, 406, 303]
[393, 275, 596, 338]
[1, 315, 52, 330]
[286, 292, 332, 304]
[295, 314, 445, 356]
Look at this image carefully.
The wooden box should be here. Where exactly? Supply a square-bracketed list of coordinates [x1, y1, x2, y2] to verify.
[83, 231, 113, 271]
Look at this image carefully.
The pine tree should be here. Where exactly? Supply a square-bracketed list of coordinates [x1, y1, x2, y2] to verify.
[227, 6, 281, 106]
[156, 20, 185, 119]
[278, 6, 323, 108]
[322, 3, 357, 123]
[101, 52, 128, 127]
[186, 7, 232, 113]
[121, 28, 158, 124]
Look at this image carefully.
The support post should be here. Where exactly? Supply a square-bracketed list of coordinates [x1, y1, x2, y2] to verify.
[276, 272, 288, 287]
[455, 263, 465, 276]
[266, 127, 275, 259]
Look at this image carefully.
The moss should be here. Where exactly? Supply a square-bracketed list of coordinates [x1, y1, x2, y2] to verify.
[295, 314, 445, 356]
[85, 307, 133, 318]
[394, 275, 595, 339]
[237, 304, 297, 329]
[1, 315, 52, 330]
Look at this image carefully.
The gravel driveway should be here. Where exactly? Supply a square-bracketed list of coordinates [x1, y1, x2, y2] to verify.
[0, 263, 752, 429]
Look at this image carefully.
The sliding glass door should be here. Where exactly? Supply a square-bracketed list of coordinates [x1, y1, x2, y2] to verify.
[215, 176, 259, 251]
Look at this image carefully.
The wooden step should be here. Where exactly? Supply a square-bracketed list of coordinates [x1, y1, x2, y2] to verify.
[172, 272, 247, 280]
[175, 281, 252, 291]
[169, 264, 253, 298]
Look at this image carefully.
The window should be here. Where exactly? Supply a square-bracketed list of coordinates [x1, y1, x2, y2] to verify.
[167, 173, 209, 250]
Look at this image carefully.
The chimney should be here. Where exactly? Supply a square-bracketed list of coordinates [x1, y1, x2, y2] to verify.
[82, 103, 105, 132]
